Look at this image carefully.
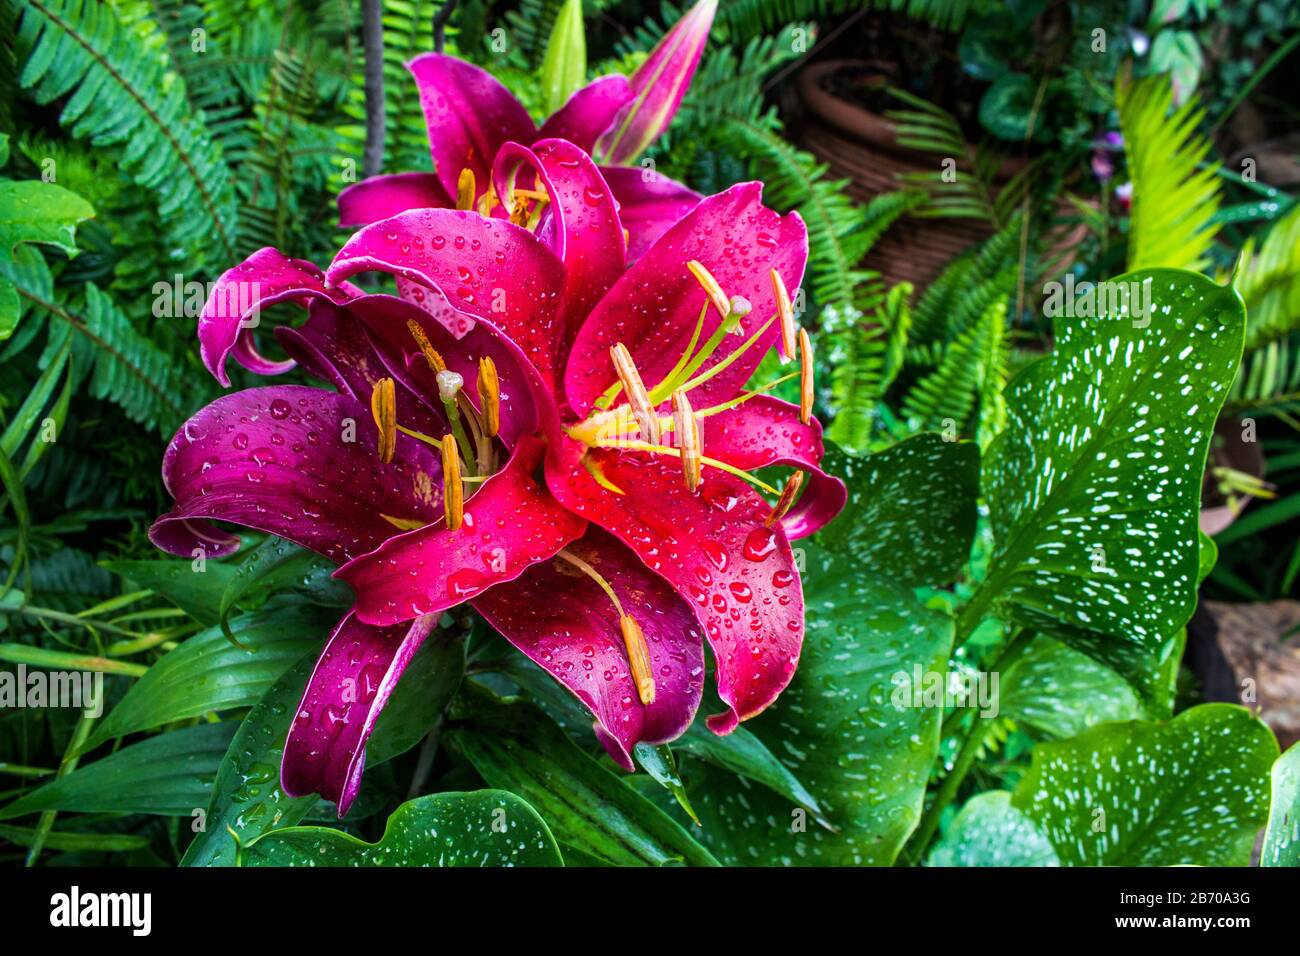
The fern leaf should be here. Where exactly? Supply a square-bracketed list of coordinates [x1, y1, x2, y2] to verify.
[1235, 204, 1300, 350]
[901, 295, 1007, 432]
[825, 282, 913, 452]
[1117, 74, 1221, 272]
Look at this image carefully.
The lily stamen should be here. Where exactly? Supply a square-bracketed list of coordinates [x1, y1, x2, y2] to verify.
[456, 168, 476, 211]
[687, 259, 731, 320]
[556, 549, 656, 705]
[610, 343, 661, 445]
[693, 371, 801, 420]
[798, 328, 814, 425]
[435, 369, 479, 478]
[477, 357, 500, 438]
[766, 470, 805, 527]
[440, 434, 463, 531]
[594, 438, 780, 495]
[772, 268, 797, 362]
[407, 319, 447, 373]
[671, 389, 701, 492]
[675, 315, 775, 394]
[370, 377, 397, 464]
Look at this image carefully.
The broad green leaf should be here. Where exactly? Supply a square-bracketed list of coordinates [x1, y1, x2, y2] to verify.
[681, 542, 953, 865]
[81, 605, 333, 752]
[633, 743, 699, 826]
[539, 0, 586, 115]
[183, 628, 466, 867]
[1011, 704, 1278, 866]
[967, 270, 1246, 700]
[449, 694, 719, 867]
[0, 723, 235, 820]
[241, 790, 562, 867]
[0, 643, 145, 677]
[218, 537, 350, 642]
[998, 635, 1143, 739]
[927, 792, 1060, 867]
[0, 180, 95, 262]
[1262, 743, 1300, 867]
[817, 435, 979, 587]
[101, 558, 239, 626]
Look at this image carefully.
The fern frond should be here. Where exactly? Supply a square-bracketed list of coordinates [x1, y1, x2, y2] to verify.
[13, 0, 239, 268]
[901, 295, 1007, 432]
[720, 0, 989, 38]
[908, 214, 1021, 349]
[824, 282, 912, 452]
[1235, 204, 1300, 350]
[1117, 73, 1221, 272]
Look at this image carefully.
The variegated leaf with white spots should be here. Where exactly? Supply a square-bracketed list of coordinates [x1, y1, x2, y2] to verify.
[967, 270, 1245, 699]
[1010, 704, 1277, 866]
[927, 791, 1060, 867]
[1262, 743, 1300, 867]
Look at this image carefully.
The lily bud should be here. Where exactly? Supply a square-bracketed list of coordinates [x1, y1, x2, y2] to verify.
[370, 377, 397, 464]
[798, 328, 814, 425]
[672, 389, 701, 492]
[687, 259, 731, 320]
[596, 0, 717, 165]
[478, 357, 501, 438]
[771, 268, 797, 361]
[610, 342, 661, 445]
[441, 434, 463, 531]
[620, 614, 656, 705]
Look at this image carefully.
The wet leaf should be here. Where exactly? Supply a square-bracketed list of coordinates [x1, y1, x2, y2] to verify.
[1262, 742, 1300, 867]
[927, 791, 1060, 867]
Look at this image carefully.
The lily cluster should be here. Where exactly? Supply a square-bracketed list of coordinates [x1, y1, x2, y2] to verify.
[150, 0, 846, 814]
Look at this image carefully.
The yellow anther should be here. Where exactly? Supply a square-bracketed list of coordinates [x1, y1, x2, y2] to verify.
[772, 268, 797, 362]
[610, 343, 661, 445]
[687, 259, 731, 320]
[370, 377, 396, 464]
[441, 434, 463, 531]
[381, 513, 427, 531]
[766, 470, 805, 528]
[477, 357, 500, 438]
[620, 615, 656, 705]
[407, 319, 447, 373]
[798, 328, 814, 425]
[456, 167, 477, 211]
[672, 389, 701, 493]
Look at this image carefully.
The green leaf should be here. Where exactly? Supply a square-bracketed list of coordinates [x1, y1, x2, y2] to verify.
[241, 791, 562, 866]
[80, 605, 332, 753]
[1262, 743, 1300, 867]
[998, 635, 1143, 739]
[449, 694, 719, 867]
[927, 792, 1060, 867]
[633, 743, 699, 827]
[539, 0, 585, 116]
[681, 542, 953, 865]
[183, 628, 465, 867]
[101, 558, 239, 626]
[816, 434, 979, 588]
[965, 270, 1246, 699]
[0, 723, 235, 820]
[1011, 704, 1278, 866]
[0, 179, 95, 262]
[217, 537, 351, 642]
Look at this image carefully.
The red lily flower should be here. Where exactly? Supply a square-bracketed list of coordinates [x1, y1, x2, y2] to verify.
[153, 138, 844, 815]
[337, 0, 715, 263]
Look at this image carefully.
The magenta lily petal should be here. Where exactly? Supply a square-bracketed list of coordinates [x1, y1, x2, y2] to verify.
[596, 0, 717, 165]
[281, 611, 437, 815]
[601, 166, 702, 262]
[546, 436, 804, 734]
[344, 292, 545, 447]
[473, 526, 704, 770]
[275, 300, 447, 437]
[564, 182, 808, 417]
[408, 53, 537, 201]
[702, 396, 848, 540]
[149, 386, 443, 563]
[493, 138, 626, 338]
[337, 437, 587, 626]
[199, 247, 357, 387]
[538, 75, 635, 152]
[325, 209, 568, 394]
[337, 172, 453, 228]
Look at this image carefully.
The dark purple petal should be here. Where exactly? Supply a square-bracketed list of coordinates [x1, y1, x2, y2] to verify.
[407, 53, 537, 201]
[601, 165, 702, 262]
[337, 172, 453, 228]
[281, 610, 436, 815]
[538, 75, 634, 152]
[199, 248, 357, 387]
[473, 526, 703, 769]
[150, 386, 443, 563]
[337, 437, 587, 625]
